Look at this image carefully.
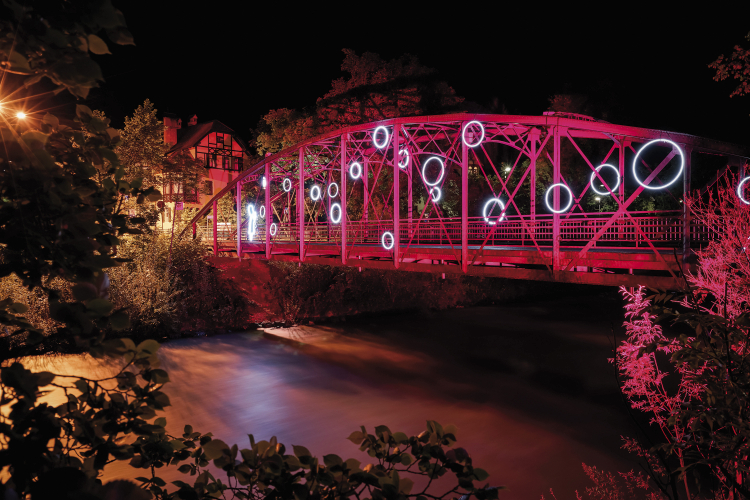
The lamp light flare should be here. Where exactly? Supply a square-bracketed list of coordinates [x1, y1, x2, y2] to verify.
[429, 187, 441, 202]
[398, 148, 410, 168]
[310, 185, 322, 201]
[261, 176, 267, 188]
[350, 162, 362, 179]
[381, 231, 395, 250]
[632, 139, 684, 190]
[737, 177, 750, 205]
[482, 198, 506, 225]
[421, 156, 445, 187]
[462, 120, 485, 148]
[544, 183, 574, 213]
[282, 178, 292, 192]
[269, 223, 277, 237]
[330, 202, 342, 224]
[373, 126, 389, 149]
[246, 204, 257, 241]
[327, 182, 339, 199]
[590, 164, 620, 196]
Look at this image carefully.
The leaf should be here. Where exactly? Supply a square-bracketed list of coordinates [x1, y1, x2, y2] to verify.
[86, 298, 113, 316]
[9, 302, 28, 314]
[170, 439, 187, 451]
[87, 34, 110, 54]
[323, 454, 342, 467]
[346, 431, 365, 445]
[399, 477, 414, 495]
[293, 445, 311, 458]
[473, 468, 489, 481]
[149, 369, 170, 384]
[72, 283, 99, 302]
[155, 417, 167, 427]
[137, 339, 160, 355]
[202, 439, 230, 460]
[109, 310, 130, 331]
[35, 372, 55, 386]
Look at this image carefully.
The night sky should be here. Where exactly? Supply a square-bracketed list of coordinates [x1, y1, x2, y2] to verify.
[88, 3, 750, 148]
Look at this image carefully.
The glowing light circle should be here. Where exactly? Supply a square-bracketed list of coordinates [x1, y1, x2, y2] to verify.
[330, 202, 342, 224]
[246, 204, 257, 242]
[544, 183, 574, 214]
[429, 187, 441, 202]
[482, 198, 506, 225]
[283, 178, 292, 192]
[398, 148, 410, 168]
[421, 157, 445, 187]
[589, 164, 621, 196]
[462, 121, 485, 148]
[373, 126, 389, 149]
[350, 162, 362, 179]
[737, 177, 750, 205]
[269, 223, 278, 237]
[310, 185, 322, 201]
[328, 182, 339, 199]
[632, 139, 685, 190]
[381, 231, 395, 250]
[259, 205, 266, 218]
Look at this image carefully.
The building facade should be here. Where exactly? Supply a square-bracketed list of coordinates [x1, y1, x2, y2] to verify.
[160, 113, 251, 229]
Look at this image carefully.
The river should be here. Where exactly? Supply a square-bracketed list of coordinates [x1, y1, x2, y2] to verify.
[29, 289, 636, 500]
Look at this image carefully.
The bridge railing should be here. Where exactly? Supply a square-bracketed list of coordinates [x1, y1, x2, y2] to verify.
[195, 210, 711, 252]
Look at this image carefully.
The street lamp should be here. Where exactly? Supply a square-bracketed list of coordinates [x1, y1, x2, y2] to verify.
[595, 196, 601, 212]
[15, 111, 26, 120]
[503, 166, 511, 178]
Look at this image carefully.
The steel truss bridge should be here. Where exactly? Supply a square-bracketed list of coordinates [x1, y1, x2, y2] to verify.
[183, 113, 749, 290]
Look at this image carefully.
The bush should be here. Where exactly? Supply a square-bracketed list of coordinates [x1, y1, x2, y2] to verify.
[265, 262, 511, 323]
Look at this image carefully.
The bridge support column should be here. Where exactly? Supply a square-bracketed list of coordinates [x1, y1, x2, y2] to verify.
[212, 198, 218, 256]
[393, 125, 400, 269]
[341, 134, 347, 265]
[265, 163, 271, 260]
[364, 160, 369, 225]
[408, 151, 413, 237]
[552, 126, 563, 278]
[682, 147, 692, 277]
[236, 182, 242, 261]
[461, 123, 468, 273]
[298, 147, 305, 262]
[530, 129, 539, 222]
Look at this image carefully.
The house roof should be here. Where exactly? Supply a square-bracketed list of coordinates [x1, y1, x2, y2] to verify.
[167, 120, 249, 155]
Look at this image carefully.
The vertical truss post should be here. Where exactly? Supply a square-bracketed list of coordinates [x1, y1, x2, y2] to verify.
[618, 138, 627, 243]
[212, 198, 218, 257]
[408, 152, 413, 236]
[530, 128, 539, 232]
[265, 163, 271, 260]
[236, 182, 242, 261]
[298, 147, 305, 262]
[393, 125, 400, 269]
[341, 134, 347, 265]
[552, 126, 562, 277]
[364, 160, 369, 223]
[461, 124, 469, 273]
[682, 147, 692, 275]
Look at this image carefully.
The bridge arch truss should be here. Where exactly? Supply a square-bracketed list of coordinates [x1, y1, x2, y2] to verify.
[184, 113, 749, 290]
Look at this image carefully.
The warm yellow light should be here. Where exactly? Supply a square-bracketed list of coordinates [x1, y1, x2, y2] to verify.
[16, 111, 26, 119]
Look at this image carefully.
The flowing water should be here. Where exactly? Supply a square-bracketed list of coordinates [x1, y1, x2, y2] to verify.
[28, 290, 635, 500]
